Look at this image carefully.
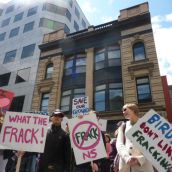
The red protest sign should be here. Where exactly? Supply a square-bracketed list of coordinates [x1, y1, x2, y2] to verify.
[0, 89, 15, 112]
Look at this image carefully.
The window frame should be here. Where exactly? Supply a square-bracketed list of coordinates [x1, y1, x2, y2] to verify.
[45, 63, 53, 79]
[13, 12, 24, 22]
[21, 44, 36, 59]
[60, 88, 85, 113]
[1, 17, 10, 27]
[0, 73, 11, 87]
[0, 32, 6, 41]
[15, 67, 31, 84]
[64, 54, 86, 76]
[23, 21, 34, 33]
[136, 76, 152, 103]
[3, 50, 17, 64]
[133, 42, 146, 61]
[94, 83, 123, 112]
[9, 27, 20, 38]
[5, 5, 14, 14]
[27, 6, 38, 17]
[94, 45, 121, 70]
[40, 93, 50, 112]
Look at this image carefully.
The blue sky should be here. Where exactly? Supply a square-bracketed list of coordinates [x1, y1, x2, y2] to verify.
[76, 0, 172, 85]
[1, 0, 172, 85]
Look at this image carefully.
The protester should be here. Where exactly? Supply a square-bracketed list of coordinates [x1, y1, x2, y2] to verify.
[0, 110, 8, 172]
[116, 103, 154, 172]
[100, 133, 111, 172]
[109, 121, 123, 172]
[38, 109, 71, 172]
[4, 149, 38, 172]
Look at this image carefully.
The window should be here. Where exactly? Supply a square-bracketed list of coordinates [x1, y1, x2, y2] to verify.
[95, 48, 105, 70]
[9, 96, 25, 112]
[45, 63, 53, 79]
[0, 73, 11, 87]
[21, 44, 35, 59]
[39, 18, 64, 30]
[66, 9, 71, 21]
[3, 50, 17, 64]
[75, 7, 80, 19]
[60, 88, 85, 112]
[64, 24, 70, 34]
[15, 68, 31, 84]
[0, 9, 3, 16]
[40, 93, 50, 112]
[95, 45, 121, 70]
[0, 32, 6, 41]
[42, 3, 66, 15]
[64, 54, 86, 76]
[109, 83, 123, 111]
[27, 6, 37, 17]
[9, 27, 19, 38]
[82, 19, 86, 28]
[5, 5, 14, 14]
[74, 21, 79, 31]
[1, 18, 10, 27]
[133, 42, 146, 61]
[14, 12, 23, 22]
[94, 83, 123, 112]
[136, 77, 152, 103]
[23, 21, 34, 33]
[108, 46, 121, 66]
[65, 0, 73, 7]
[95, 85, 106, 111]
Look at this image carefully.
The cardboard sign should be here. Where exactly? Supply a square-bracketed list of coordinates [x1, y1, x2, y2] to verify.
[126, 109, 172, 172]
[98, 119, 107, 131]
[72, 96, 89, 117]
[68, 114, 107, 165]
[0, 111, 49, 153]
[0, 89, 14, 112]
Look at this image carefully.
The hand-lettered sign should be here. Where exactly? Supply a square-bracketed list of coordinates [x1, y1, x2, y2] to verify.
[72, 96, 89, 117]
[0, 89, 14, 112]
[98, 119, 107, 131]
[0, 111, 49, 153]
[68, 114, 107, 165]
[126, 109, 172, 172]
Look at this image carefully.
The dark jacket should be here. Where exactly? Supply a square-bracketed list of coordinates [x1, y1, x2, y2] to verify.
[38, 125, 71, 172]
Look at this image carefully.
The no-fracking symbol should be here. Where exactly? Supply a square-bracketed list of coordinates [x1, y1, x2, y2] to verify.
[72, 121, 101, 150]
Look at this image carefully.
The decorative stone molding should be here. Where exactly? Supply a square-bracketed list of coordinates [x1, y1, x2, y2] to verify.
[37, 79, 55, 94]
[128, 60, 154, 79]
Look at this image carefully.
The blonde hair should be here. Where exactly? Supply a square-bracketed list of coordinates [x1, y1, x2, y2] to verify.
[123, 103, 139, 116]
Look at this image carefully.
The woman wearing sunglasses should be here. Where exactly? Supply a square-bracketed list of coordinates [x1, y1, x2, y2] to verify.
[116, 103, 154, 172]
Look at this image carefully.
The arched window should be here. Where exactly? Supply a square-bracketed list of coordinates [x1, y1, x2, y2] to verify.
[45, 63, 53, 79]
[133, 42, 146, 61]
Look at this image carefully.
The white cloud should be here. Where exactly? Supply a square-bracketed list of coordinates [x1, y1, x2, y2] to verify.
[101, 16, 113, 23]
[151, 16, 164, 23]
[108, 0, 115, 5]
[77, 0, 97, 14]
[152, 15, 172, 85]
[165, 13, 172, 22]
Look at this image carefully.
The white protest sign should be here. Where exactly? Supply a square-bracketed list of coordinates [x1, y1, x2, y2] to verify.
[126, 109, 172, 172]
[68, 114, 107, 165]
[98, 119, 107, 131]
[0, 111, 49, 153]
[72, 96, 89, 117]
[61, 116, 68, 131]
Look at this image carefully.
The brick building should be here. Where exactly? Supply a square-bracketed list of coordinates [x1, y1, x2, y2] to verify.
[32, 2, 166, 125]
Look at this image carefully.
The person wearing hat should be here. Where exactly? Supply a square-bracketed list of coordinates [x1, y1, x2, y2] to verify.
[38, 109, 71, 172]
